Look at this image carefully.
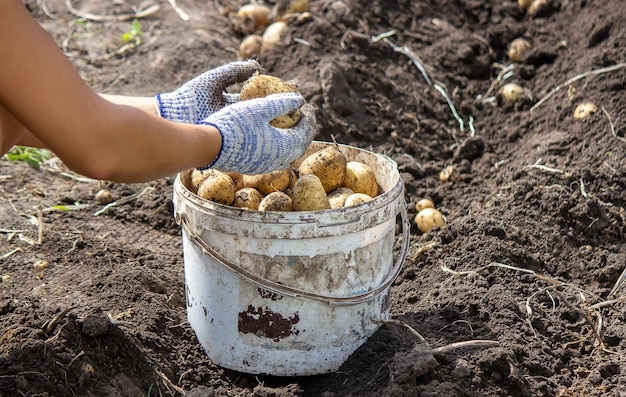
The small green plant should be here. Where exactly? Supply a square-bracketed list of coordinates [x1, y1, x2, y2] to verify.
[2, 146, 51, 169]
[122, 18, 142, 45]
[143, 383, 153, 397]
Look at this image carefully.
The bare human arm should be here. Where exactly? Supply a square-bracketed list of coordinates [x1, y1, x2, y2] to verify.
[0, 0, 221, 183]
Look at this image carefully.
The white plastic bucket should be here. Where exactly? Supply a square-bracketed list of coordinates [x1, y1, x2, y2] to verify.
[173, 141, 410, 376]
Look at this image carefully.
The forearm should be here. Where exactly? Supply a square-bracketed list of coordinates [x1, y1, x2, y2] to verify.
[2, 96, 156, 153]
[67, 101, 222, 183]
[99, 94, 157, 116]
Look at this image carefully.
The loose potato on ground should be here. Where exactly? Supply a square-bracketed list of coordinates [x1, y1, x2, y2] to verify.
[232, 187, 264, 210]
[497, 83, 526, 106]
[573, 102, 597, 119]
[95, 189, 113, 205]
[197, 171, 236, 206]
[261, 21, 289, 54]
[234, 3, 271, 35]
[342, 161, 379, 197]
[415, 208, 446, 233]
[243, 168, 295, 195]
[344, 193, 373, 207]
[292, 174, 331, 211]
[239, 34, 263, 59]
[328, 187, 354, 209]
[271, 0, 310, 21]
[298, 145, 347, 193]
[240, 73, 301, 128]
[258, 191, 293, 211]
[416, 198, 435, 212]
[507, 38, 532, 63]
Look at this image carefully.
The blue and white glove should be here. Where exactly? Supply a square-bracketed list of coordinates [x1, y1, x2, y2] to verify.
[201, 93, 316, 174]
[154, 60, 260, 124]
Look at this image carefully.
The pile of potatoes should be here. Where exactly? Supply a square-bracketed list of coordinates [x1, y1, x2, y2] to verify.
[189, 144, 381, 212]
[233, 0, 311, 59]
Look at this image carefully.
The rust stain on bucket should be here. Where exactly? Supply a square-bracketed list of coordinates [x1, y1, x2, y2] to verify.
[238, 305, 300, 342]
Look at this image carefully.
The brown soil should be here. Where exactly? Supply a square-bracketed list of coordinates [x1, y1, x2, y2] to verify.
[2, 0, 626, 396]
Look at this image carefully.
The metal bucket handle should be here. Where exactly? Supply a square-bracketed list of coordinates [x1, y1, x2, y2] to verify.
[179, 199, 411, 306]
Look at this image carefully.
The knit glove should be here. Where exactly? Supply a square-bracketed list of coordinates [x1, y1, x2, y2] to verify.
[201, 93, 316, 174]
[154, 60, 260, 123]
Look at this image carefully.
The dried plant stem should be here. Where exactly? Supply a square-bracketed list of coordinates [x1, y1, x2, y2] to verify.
[65, 0, 160, 21]
[530, 63, 626, 112]
[601, 106, 626, 143]
[431, 340, 500, 355]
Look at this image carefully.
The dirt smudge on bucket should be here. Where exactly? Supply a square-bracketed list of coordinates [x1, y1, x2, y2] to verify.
[238, 306, 300, 342]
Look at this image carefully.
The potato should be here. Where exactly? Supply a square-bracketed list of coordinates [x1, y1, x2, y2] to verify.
[344, 193, 373, 207]
[292, 174, 331, 211]
[234, 3, 271, 35]
[226, 172, 245, 191]
[298, 145, 347, 193]
[439, 164, 456, 183]
[190, 168, 214, 192]
[243, 168, 295, 195]
[239, 34, 263, 59]
[258, 191, 293, 211]
[232, 187, 264, 210]
[497, 83, 525, 106]
[95, 189, 113, 205]
[416, 198, 435, 212]
[196, 171, 236, 205]
[240, 73, 301, 128]
[261, 21, 288, 54]
[272, 0, 310, 21]
[528, 0, 549, 17]
[507, 38, 532, 63]
[342, 161, 379, 197]
[573, 102, 597, 119]
[328, 187, 354, 209]
[415, 208, 446, 233]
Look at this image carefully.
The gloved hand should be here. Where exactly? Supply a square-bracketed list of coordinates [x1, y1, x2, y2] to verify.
[201, 93, 316, 174]
[155, 60, 260, 124]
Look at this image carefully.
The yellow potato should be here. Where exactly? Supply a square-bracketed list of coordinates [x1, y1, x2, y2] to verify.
[272, 0, 310, 21]
[196, 171, 236, 205]
[344, 193, 373, 207]
[232, 187, 264, 210]
[497, 83, 525, 106]
[234, 3, 271, 35]
[261, 21, 288, 54]
[240, 74, 301, 128]
[327, 187, 354, 209]
[528, 0, 549, 17]
[416, 198, 435, 212]
[342, 161, 379, 197]
[292, 174, 331, 211]
[239, 34, 263, 59]
[414, 208, 446, 233]
[190, 168, 216, 193]
[258, 191, 293, 211]
[507, 38, 532, 63]
[243, 168, 294, 195]
[298, 145, 347, 193]
[225, 172, 244, 191]
[573, 102, 597, 120]
[95, 189, 113, 205]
